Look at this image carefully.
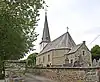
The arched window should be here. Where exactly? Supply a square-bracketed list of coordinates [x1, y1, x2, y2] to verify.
[65, 58, 69, 64]
[43, 56, 45, 63]
[48, 55, 50, 62]
[39, 58, 41, 63]
[83, 51, 85, 55]
[71, 59, 73, 64]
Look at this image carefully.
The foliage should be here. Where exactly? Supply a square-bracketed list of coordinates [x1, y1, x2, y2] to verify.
[27, 53, 38, 66]
[0, 0, 45, 60]
[91, 45, 100, 60]
[0, 0, 45, 78]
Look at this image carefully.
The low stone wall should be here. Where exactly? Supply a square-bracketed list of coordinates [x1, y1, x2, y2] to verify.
[0, 80, 4, 82]
[27, 67, 100, 82]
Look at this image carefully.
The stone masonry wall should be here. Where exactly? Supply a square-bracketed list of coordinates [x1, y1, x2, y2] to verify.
[27, 67, 100, 82]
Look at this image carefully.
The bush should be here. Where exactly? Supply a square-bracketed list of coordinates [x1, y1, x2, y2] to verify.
[0, 74, 4, 80]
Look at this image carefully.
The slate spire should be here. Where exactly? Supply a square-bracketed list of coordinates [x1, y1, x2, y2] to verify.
[42, 11, 51, 43]
[40, 11, 51, 51]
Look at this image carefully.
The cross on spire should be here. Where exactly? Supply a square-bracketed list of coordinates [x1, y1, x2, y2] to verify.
[45, 6, 47, 15]
[67, 27, 69, 32]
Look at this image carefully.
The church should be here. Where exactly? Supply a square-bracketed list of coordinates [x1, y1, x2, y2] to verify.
[36, 12, 92, 67]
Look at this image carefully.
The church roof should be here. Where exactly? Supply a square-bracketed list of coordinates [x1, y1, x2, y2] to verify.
[40, 32, 76, 54]
[67, 43, 83, 54]
[41, 12, 51, 43]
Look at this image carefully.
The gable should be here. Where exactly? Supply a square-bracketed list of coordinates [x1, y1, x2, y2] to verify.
[67, 43, 82, 54]
[67, 42, 90, 55]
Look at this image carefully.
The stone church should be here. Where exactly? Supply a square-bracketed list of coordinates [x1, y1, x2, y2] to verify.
[36, 12, 92, 67]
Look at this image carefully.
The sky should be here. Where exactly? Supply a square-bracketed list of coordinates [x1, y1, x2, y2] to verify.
[33, 0, 100, 54]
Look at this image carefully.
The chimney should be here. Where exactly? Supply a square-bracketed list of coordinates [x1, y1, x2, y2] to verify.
[83, 41, 86, 44]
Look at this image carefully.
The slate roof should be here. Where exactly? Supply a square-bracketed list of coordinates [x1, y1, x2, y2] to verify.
[67, 43, 83, 54]
[40, 32, 76, 54]
[41, 12, 51, 43]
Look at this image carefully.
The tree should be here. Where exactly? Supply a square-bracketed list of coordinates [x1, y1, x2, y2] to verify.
[27, 53, 38, 66]
[0, 0, 45, 78]
[0, 0, 45, 60]
[91, 45, 100, 60]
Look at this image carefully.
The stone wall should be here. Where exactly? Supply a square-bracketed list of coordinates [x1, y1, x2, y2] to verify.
[67, 43, 92, 67]
[52, 49, 68, 65]
[36, 50, 53, 66]
[27, 67, 100, 82]
[0, 80, 4, 82]
[36, 49, 69, 67]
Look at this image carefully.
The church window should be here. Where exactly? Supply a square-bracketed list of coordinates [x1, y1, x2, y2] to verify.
[39, 58, 41, 63]
[48, 55, 50, 62]
[43, 56, 45, 63]
[71, 59, 73, 64]
[83, 51, 85, 55]
[65, 58, 69, 64]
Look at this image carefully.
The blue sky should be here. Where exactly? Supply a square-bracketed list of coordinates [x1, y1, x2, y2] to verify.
[34, 0, 100, 53]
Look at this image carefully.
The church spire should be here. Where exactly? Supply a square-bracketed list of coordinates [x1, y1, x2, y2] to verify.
[42, 10, 51, 42]
[40, 10, 51, 51]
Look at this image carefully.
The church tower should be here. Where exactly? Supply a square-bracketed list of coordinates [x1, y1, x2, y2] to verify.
[40, 11, 51, 51]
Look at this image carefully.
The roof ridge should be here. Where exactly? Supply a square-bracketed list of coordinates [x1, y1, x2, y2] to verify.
[67, 43, 83, 54]
[51, 32, 67, 43]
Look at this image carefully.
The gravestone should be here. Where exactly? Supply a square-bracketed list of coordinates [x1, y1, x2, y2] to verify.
[97, 59, 100, 66]
[93, 59, 97, 67]
[73, 55, 84, 67]
[73, 61, 81, 67]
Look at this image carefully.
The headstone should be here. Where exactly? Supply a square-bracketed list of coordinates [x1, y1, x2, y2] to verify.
[65, 57, 69, 64]
[93, 59, 97, 67]
[97, 59, 100, 66]
[73, 55, 84, 67]
[73, 61, 81, 67]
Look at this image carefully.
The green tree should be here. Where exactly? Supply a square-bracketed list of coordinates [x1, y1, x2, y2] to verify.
[0, 0, 45, 59]
[91, 45, 100, 60]
[27, 53, 38, 66]
[0, 0, 45, 78]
